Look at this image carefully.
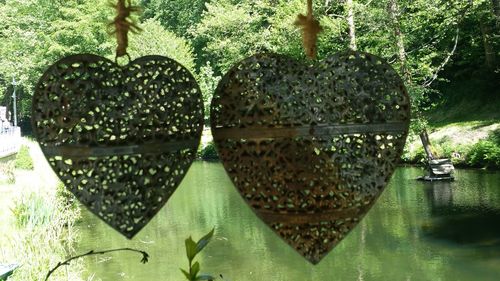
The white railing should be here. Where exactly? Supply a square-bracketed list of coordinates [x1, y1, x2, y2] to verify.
[0, 126, 21, 158]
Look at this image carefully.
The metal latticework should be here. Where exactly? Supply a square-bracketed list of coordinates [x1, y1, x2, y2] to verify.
[211, 51, 410, 263]
[33, 54, 203, 238]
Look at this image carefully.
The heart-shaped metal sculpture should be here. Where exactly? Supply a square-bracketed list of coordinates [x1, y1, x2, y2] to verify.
[32, 54, 203, 238]
[211, 51, 410, 263]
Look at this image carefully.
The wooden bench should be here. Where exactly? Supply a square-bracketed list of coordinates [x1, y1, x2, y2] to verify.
[417, 131, 455, 181]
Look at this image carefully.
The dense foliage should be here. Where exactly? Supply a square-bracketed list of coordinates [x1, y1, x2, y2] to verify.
[15, 145, 34, 170]
[0, 0, 498, 125]
[467, 130, 500, 168]
[198, 141, 219, 161]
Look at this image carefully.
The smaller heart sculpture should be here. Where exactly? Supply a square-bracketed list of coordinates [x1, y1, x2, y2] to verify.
[211, 51, 410, 263]
[32, 54, 203, 238]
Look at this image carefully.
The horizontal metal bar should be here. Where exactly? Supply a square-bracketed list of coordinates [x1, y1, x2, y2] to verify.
[257, 206, 367, 224]
[213, 122, 408, 140]
[42, 139, 199, 158]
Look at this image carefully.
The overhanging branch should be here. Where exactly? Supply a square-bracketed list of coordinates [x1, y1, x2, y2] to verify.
[422, 27, 460, 88]
[44, 248, 149, 281]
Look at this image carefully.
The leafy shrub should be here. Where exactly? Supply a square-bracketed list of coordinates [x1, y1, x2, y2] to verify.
[466, 140, 500, 169]
[488, 129, 500, 144]
[433, 142, 468, 164]
[401, 145, 428, 164]
[465, 130, 500, 169]
[15, 145, 34, 170]
[401, 146, 412, 163]
[56, 181, 78, 210]
[412, 147, 428, 164]
[199, 142, 219, 161]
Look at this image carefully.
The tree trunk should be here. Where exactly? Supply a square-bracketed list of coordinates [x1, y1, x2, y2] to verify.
[479, 20, 497, 68]
[419, 130, 435, 160]
[387, 0, 410, 82]
[492, 0, 500, 28]
[346, 0, 357, 51]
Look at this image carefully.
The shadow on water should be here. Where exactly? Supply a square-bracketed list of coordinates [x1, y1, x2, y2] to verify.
[421, 180, 500, 249]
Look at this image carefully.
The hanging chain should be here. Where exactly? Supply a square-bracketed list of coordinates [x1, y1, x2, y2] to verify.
[109, 0, 142, 62]
[294, 0, 322, 59]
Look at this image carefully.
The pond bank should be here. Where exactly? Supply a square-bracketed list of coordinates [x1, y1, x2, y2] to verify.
[404, 121, 500, 169]
[0, 139, 82, 281]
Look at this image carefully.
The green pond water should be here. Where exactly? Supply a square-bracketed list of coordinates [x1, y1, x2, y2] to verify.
[76, 163, 500, 281]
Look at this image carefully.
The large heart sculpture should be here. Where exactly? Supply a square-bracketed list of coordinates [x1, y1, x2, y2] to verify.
[211, 51, 410, 263]
[32, 54, 203, 238]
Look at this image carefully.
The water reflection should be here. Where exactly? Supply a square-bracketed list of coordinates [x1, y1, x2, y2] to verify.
[75, 164, 500, 281]
[422, 174, 500, 247]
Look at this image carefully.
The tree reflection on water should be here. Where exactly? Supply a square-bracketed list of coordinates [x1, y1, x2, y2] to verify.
[422, 180, 500, 247]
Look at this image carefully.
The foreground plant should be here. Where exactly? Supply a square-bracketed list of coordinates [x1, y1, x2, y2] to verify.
[181, 229, 215, 281]
[44, 248, 149, 281]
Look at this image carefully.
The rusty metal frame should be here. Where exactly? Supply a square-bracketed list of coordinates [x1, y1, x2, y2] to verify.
[32, 54, 204, 238]
[211, 51, 410, 264]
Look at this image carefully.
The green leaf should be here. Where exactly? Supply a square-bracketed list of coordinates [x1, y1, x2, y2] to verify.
[195, 228, 215, 254]
[185, 236, 197, 262]
[196, 274, 215, 281]
[191, 261, 200, 278]
[180, 268, 191, 280]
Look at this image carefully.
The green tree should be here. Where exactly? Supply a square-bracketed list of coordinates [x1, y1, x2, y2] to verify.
[1, 0, 497, 127]
[0, 0, 113, 121]
[141, 0, 208, 36]
[0, 0, 198, 122]
[196, 61, 220, 121]
[128, 18, 196, 72]
[191, 0, 276, 73]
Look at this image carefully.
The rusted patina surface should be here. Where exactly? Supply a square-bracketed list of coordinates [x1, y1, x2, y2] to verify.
[211, 51, 410, 263]
[33, 54, 203, 238]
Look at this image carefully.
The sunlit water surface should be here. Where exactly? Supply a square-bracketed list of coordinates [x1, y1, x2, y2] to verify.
[76, 163, 500, 281]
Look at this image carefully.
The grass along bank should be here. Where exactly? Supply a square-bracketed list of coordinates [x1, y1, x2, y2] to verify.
[403, 121, 500, 169]
[0, 139, 83, 281]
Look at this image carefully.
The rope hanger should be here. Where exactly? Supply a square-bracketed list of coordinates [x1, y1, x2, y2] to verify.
[109, 0, 142, 61]
[294, 0, 323, 59]
[109, 0, 321, 60]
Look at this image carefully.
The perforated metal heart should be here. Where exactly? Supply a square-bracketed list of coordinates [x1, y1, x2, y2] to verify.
[211, 51, 410, 263]
[33, 54, 203, 238]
